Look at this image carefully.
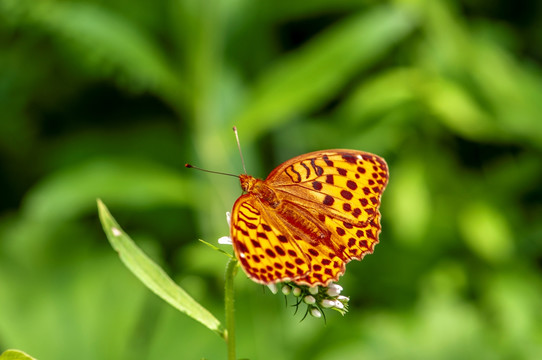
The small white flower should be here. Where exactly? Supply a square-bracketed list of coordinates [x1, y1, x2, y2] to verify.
[334, 300, 345, 310]
[218, 236, 232, 245]
[308, 286, 319, 295]
[226, 212, 231, 228]
[321, 299, 336, 308]
[310, 308, 322, 318]
[326, 283, 343, 296]
[282, 285, 291, 295]
[218, 212, 233, 245]
[267, 283, 278, 294]
[292, 287, 302, 297]
[337, 295, 349, 302]
[304, 295, 316, 305]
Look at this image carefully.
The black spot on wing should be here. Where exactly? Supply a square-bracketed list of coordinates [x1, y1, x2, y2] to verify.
[310, 158, 324, 176]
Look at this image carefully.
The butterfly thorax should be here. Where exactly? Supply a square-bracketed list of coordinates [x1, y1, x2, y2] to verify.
[239, 174, 280, 208]
[239, 174, 329, 243]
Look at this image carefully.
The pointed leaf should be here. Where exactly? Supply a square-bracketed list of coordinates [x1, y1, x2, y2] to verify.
[97, 199, 225, 339]
[0, 350, 37, 360]
[236, 5, 415, 138]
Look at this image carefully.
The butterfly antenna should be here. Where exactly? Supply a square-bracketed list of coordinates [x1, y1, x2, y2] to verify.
[184, 164, 239, 178]
[233, 126, 248, 174]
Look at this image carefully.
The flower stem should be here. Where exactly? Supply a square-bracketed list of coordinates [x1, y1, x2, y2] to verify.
[225, 257, 238, 360]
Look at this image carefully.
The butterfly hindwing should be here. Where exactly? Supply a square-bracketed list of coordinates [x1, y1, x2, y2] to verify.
[231, 195, 311, 284]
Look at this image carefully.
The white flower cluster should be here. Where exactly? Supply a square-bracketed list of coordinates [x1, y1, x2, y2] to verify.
[274, 282, 349, 318]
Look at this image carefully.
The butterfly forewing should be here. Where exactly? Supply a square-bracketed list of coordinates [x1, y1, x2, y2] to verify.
[268, 150, 388, 225]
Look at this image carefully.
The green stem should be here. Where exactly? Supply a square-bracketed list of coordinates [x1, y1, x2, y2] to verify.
[225, 258, 238, 360]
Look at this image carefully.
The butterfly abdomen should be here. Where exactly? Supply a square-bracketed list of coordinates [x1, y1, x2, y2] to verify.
[275, 201, 329, 243]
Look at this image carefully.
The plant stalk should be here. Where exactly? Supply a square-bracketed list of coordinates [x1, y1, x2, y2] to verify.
[225, 258, 238, 360]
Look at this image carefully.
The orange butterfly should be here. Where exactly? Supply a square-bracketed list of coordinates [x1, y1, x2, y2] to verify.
[230, 149, 388, 286]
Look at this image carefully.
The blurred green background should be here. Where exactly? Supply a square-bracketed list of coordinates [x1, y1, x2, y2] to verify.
[1, 0, 542, 359]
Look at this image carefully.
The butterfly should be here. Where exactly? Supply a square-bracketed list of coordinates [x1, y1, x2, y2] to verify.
[230, 149, 388, 286]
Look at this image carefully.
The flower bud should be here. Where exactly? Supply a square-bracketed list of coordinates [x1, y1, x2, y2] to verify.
[281, 285, 291, 295]
[321, 299, 336, 308]
[310, 308, 322, 318]
[334, 300, 344, 310]
[326, 283, 343, 296]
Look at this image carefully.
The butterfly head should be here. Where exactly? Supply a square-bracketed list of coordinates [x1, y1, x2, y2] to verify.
[239, 174, 258, 192]
[239, 174, 281, 208]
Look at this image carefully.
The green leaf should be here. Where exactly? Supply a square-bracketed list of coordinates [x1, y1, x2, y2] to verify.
[0, 350, 36, 360]
[459, 202, 514, 263]
[336, 68, 421, 124]
[22, 158, 190, 222]
[235, 5, 415, 138]
[0, 0, 186, 108]
[97, 199, 225, 339]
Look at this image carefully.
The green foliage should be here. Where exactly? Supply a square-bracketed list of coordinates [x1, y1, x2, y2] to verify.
[236, 6, 415, 136]
[1, 0, 542, 359]
[0, 350, 36, 360]
[97, 199, 225, 338]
